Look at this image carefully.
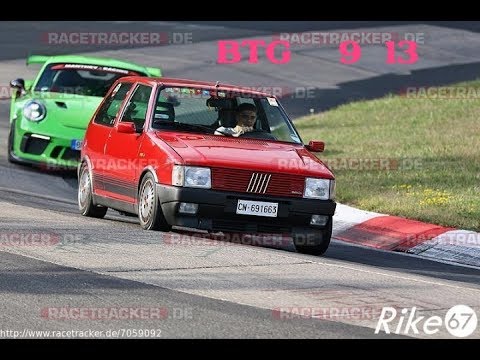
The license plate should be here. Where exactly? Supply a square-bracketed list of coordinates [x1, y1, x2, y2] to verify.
[236, 199, 278, 218]
[71, 139, 83, 151]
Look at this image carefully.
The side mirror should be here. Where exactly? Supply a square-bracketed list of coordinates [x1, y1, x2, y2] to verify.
[10, 78, 25, 97]
[306, 140, 325, 152]
[10, 78, 25, 89]
[116, 122, 137, 134]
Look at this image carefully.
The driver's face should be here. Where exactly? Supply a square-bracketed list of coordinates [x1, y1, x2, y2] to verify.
[237, 110, 257, 127]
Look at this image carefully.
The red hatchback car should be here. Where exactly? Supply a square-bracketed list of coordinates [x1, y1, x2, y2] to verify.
[78, 77, 336, 255]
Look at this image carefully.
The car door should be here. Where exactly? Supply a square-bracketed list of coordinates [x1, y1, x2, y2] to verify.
[86, 81, 133, 195]
[102, 83, 154, 204]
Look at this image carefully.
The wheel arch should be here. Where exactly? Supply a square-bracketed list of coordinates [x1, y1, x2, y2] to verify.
[78, 156, 97, 205]
[137, 166, 159, 201]
[79, 155, 94, 179]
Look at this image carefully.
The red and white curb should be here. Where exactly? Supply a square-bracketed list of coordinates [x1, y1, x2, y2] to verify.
[333, 204, 480, 268]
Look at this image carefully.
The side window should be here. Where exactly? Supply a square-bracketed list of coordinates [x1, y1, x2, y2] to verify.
[93, 82, 133, 126]
[120, 84, 153, 131]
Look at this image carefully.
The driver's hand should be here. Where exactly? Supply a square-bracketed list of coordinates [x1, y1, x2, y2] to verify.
[215, 126, 239, 137]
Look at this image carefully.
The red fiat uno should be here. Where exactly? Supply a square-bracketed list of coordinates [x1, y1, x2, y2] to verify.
[78, 77, 336, 255]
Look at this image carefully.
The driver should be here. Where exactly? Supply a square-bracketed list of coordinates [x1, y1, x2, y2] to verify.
[214, 103, 257, 137]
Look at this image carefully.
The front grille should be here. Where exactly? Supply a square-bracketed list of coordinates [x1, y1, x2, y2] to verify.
[246, 173, 271, 194]
[62, 148, 80, 162]
[20, 135, 49, 155]
[211, 168, 304, 198]
[50, 146, 63, 159]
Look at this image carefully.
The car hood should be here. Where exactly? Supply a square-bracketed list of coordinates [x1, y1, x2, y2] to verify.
[155, 132, 334, 178]
[31, 92, 103, 129]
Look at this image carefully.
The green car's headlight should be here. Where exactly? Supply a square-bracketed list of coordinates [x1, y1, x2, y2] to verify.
[23, 100, 46, 122]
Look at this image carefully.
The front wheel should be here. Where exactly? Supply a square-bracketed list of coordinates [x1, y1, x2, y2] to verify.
[292, 220, 332, 256]
[138, 173, 171, 231]
[78, 163, 107, 218]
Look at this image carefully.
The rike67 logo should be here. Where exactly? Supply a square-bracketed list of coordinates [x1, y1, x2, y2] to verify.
[375, 305, 478, 337]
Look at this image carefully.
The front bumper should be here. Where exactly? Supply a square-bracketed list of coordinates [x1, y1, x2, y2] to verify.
[12, 125, 84, 169]
[157, 184, 336, 233]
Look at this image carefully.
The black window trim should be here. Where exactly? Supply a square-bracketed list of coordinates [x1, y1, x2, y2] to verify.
[92, 81, 134, 128]
[117, 82, 154, 133]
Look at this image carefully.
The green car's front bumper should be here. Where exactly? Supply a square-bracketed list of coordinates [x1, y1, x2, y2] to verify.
[10, 118, 86, 170]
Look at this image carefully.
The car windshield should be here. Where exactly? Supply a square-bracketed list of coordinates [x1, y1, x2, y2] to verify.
[151, 87, 303, 144]
[34, 63, 145, 97]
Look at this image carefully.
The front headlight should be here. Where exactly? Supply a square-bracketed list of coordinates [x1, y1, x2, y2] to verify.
[304, 178, 334, 200]
[172, 165, 211, 189]
[23, 100, 46, 122]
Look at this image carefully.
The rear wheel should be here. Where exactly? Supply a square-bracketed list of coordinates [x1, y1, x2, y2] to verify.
[78, 163, 107, 218]
[292, 220, 332, 256]
[138, 173, 171, 231]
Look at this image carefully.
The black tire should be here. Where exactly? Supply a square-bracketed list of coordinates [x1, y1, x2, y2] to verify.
[78, 163, 107, 218]
[138, 172, 171, 231]
[292, 220, 332, 256]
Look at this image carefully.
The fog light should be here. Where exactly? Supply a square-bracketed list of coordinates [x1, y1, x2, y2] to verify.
[310, 215, 329, 226]
[178, 202, 198, 214]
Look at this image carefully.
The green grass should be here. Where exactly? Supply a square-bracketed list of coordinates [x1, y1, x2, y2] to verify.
[295, 81, 480, 231]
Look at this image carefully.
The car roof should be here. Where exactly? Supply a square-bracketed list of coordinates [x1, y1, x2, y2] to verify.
[118, 76, 275, 97]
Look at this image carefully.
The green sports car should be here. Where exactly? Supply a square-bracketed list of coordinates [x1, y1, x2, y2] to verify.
[8, 54, 162, 169]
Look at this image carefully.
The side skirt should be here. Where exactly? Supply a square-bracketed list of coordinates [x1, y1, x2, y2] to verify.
[93, 194, 138, 215]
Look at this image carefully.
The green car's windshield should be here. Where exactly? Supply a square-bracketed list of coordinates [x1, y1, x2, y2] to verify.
[34, 63, 145, 97]
[152, 87, 303, 144]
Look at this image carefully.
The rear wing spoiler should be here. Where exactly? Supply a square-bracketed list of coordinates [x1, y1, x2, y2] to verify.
[26, 55, 50, 66]
[145, 67, 162, 77]
[27, 55, 162, 77]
